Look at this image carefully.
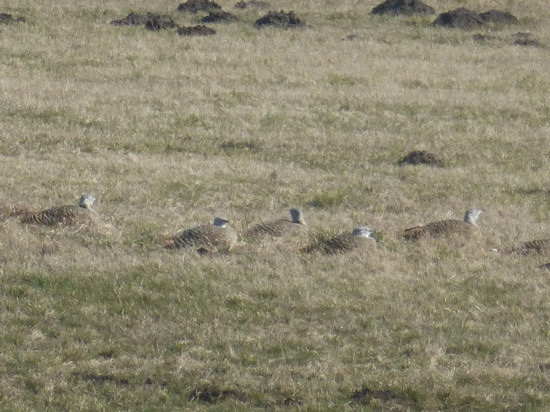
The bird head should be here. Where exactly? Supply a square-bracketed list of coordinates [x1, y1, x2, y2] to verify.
[79, 194, 96, 209]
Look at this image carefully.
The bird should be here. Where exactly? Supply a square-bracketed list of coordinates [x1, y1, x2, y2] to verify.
[494, 239, 550, 256]
[401, 208, 483, 240]
[245, 208, 308, 239]
[163, 217, 238, 253]
[20, 194, 98, 226]
[302, 226, 376, 254]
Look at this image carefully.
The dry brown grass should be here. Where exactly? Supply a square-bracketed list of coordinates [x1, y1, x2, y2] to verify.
[1, 0, 550, 409]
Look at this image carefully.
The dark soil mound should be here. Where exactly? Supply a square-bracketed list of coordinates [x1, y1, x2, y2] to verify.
[255, 10, 304, 28]
[513, 38, 541, 47]
[351, 386, 418, 409]
[177, 25, 216, 36]
[0, 12, 26, 23]
[371, 0, 435, 16]
[472, 33, 502, 42]
[111, 12, 175, 29]
[234, 1, 270, 10]
[177, 0, 222, 14]
[513, 32, 542, 47]
[188, 385, 248, 403]
[398, 150, 445, 167]
[432, 8, 485, 30]
[201, 10, 238, 23]
[111, 12, 149, 26]
[145, 14, 176, 30]
[479, 10, 518, 25]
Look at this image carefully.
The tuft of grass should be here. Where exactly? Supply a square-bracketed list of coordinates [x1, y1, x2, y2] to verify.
[306, 190, 347, 208]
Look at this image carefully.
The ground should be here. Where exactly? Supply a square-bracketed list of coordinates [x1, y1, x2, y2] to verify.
[0, 0, 549, 409]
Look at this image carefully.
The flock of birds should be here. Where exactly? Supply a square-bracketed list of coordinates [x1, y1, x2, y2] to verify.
[5, 194, 550, 267]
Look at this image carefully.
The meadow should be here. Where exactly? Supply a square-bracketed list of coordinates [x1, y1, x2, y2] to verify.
[1, 0, 549, 409]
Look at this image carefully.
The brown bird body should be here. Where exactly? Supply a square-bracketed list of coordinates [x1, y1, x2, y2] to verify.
[401, 209, 483, 240]
[302, 226, 376, 255]
[497, 239, 550, 256]
[20, 194, 97, 226]
[246, 208, 308, 238]
[164, 217, 238, 252]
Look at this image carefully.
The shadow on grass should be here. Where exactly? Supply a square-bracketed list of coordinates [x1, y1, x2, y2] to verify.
[350, 385, 420, 409]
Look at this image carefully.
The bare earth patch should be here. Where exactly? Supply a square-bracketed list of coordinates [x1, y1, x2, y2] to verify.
[255, 10, 304, 28]
[111, 12, 149, 26]
[472, 31, 543, 48]
[72, 371, 130, 386]
[188, 385, 248, 403]
[110, 12, 176, 30]
[145, 15, 177, 31]
[513, 32, 543, 47]
[371, 0, 435, 16]
[350, 386, 419, 409]
[177, 25, 216, 36]
[0, 12, 26, 23]
[433, 8, 518, 30]
[234, 1, 271, 10]
[472, 33, 503, 43]
[432, 8, 486, 30]
[201, 10, 238, 23]
[398, 150, 445, 167]
[479, 10, 518, 25]
[177, 0, 222, 14]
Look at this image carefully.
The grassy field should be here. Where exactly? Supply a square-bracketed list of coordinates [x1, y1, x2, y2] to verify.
[1, 0, 550, 409]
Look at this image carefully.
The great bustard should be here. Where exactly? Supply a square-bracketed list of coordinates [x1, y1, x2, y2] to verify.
[495, 239, 550, 256]
[245, 208, 308, 238]
[20, 194, 97, 226]
[164, 217, 238, 253]
[401, 208, 483, 240]
[302, 226, 376, 254]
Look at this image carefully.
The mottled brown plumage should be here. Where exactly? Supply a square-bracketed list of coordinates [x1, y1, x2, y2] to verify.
[164, 217, 238, 253]
[302, 226, 376, 255]
[20, 194, 97, 226]
[401, 209, 483, 240]
[246, 208, 308, 238]
[496, 239, 550, 256]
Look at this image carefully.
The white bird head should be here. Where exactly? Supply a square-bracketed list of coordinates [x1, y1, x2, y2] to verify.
[79, 194, 96, 209]
[464, 208, 484, 225]
[352, 226, 376, 241]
